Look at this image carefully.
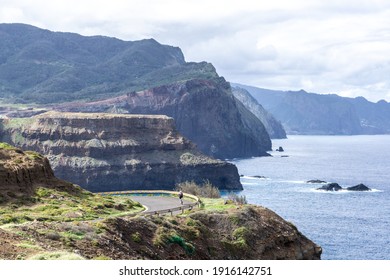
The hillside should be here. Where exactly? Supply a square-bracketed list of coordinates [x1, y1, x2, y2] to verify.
[234, 83, 390, 135]
[0, 143, 321, 260]
[0, 23, 217, 104]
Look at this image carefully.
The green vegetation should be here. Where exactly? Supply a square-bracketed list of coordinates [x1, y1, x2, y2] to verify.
[16, 241, 42, 250]
[0, 186, 144, 225]
[176, 181, 221, 199]
[226, 192, 248, 205]
[153, 227, 195, 255]
[0, 24, 219, 104]
[199, 198, 238, 212]
[1, 118, 34, 130]
[28, 251, 85, 260]
[215, 224, 251, 255]
[131, 232, 142, 243]
[25, 151, 43, 160]
[0, 142, 16, 150]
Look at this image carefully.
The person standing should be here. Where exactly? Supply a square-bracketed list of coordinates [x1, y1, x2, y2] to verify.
[179, 190, 184, 205]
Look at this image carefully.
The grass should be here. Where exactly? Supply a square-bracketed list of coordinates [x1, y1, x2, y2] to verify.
[0, 142, 16, 150]
[0, 186, 144, 226]
[153, 227, 195, 255]
[199, 198, 238, 212]
[1, 118, 35, 130]
[16, 241, 42, 250]
[28, 251, 85, 260]
[24, 151, 43, 160]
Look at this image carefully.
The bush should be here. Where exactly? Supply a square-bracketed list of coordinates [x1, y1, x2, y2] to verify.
[175, 181, 221, 198]
[227, 192, 247, 205]
[131, 232, 142, 243]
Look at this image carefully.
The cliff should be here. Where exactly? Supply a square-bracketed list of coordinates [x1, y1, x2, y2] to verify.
[0, 112, 242, 192]
[232, 86, 287, 139]
[55, 79, 272, 159]
[0, 142, 77, 201]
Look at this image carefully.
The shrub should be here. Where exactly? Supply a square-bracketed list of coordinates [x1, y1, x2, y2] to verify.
[131, 232, 142, 243]
[175, 181, 221, 198]
[227, 192, 247, 205]
[0, 142, 15, 150]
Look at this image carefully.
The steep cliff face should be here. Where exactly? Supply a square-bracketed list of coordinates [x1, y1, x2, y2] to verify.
[55, 79, 272, 159]
[1, 112, 242, 192]
[232, 86, 287, 139]
[0, 142, 74, 200]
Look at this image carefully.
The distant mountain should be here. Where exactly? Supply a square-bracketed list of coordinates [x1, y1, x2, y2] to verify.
[0, 23, 217, 103]
[234, 83, 390, 135]
[231, 86, 286, 139]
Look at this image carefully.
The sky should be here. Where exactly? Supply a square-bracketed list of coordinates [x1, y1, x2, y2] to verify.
[1, 0, 390, 102]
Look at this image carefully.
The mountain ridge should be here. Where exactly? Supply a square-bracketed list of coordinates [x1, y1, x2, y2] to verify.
[233, 83, 390, 135]
[0, 23, 216, 103]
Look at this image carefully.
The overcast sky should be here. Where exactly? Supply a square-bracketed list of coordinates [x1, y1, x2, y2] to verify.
[1, 0, 390, 102]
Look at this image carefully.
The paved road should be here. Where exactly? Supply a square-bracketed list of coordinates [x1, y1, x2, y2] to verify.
[130, 196, 194, 214]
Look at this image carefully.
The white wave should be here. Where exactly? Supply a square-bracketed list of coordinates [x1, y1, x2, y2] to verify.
[308, 188, 383, 194]
[279, 180, 306, 184]
[241, 176, 268, 180]
[242, 182, 261, 186]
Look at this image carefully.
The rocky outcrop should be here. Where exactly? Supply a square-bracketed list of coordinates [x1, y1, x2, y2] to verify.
[317, 183, 343, 191]
[346, 184, 371, 191]
[91, 205, 322, 259]
[1, 112, 242, 192]
[0, 143, 75, 201]
[55, 79, 272, 159]
[232, 86, 287, 139]
[317, 182, 372, 191]
[307, 179, 327, 184]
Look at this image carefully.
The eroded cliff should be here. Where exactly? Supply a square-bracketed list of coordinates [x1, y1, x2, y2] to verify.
[0, 142, 76, 201]
[55, 79, 272, 159]
[1, 112, 242, 192]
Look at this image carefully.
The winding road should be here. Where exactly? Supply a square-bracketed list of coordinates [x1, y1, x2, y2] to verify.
[130, 195, 195, 214]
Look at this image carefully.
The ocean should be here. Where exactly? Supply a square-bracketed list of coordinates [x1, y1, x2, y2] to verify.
[230, 135, 390, 260]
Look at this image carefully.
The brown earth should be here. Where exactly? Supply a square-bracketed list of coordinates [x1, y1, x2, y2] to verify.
[0, 143, 321, 260]
[0, 205, 321, 260]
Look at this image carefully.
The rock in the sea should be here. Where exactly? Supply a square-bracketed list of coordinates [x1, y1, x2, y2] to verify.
[347, 184, 371, 191]
[276, 146, 284, 152]
[317, 183, 343, 191]
[307, 179, 327, 184]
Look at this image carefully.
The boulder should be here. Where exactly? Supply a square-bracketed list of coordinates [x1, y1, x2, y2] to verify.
[347, 184, 371, 191]
[317, 183, 343, 191]
[307, 179, 327, 184]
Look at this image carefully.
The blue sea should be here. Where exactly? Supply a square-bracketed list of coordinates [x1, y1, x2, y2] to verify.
[231, 135, 390, 260]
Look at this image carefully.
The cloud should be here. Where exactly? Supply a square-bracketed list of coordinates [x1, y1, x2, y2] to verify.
[1, 0, 390, 101]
